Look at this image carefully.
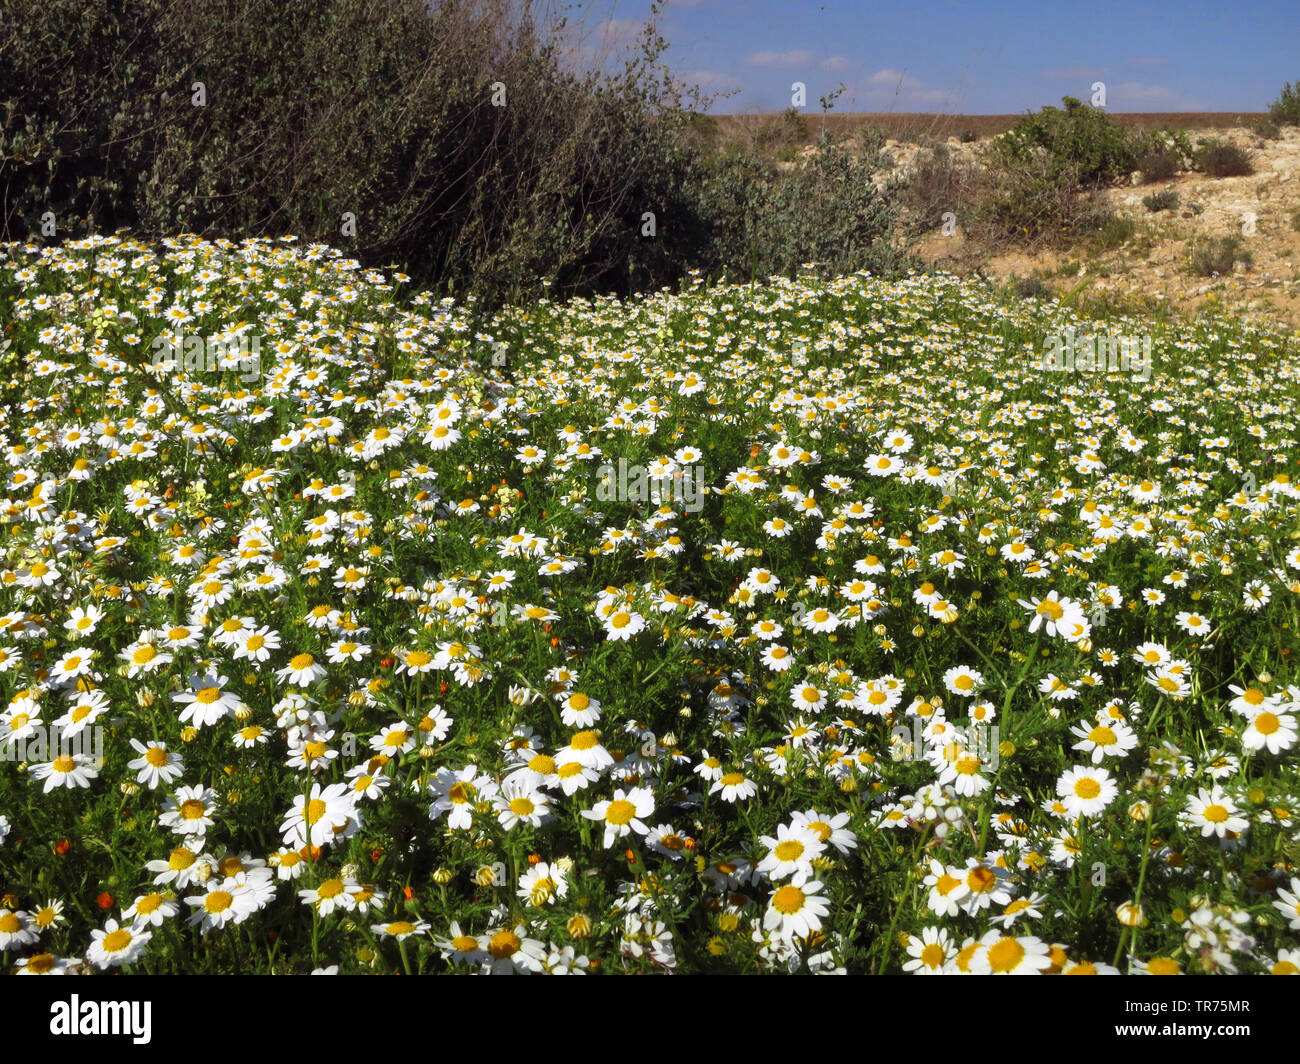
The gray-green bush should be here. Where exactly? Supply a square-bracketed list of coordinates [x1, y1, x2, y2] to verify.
[0, 0, 910, 308]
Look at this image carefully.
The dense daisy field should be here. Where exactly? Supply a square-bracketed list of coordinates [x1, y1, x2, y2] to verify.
[1, 233, 1298, 975]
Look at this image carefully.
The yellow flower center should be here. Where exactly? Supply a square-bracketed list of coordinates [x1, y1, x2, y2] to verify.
[773, 840, 804, 862]
[987, 938, 1025, 972]
[605, 800, 636, 825]
[771, 885, 805, 914]
[488, 930, 521, 958]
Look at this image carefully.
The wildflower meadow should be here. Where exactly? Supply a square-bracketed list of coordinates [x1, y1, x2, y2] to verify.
[1, 233, 1298, 977]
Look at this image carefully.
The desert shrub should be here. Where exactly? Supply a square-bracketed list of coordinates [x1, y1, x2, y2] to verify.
[899, 144, 979, 236]
[986, 96, 1139, 186]
[4, 0, 838, 307]
[1143, 188, 1179, 212]
[755, 107, 809, 156]
[728, 132, 910, 281]
[1011, 275, 1052, 300]
[1269, 81, 1300, 125]
[959, 129, 979, 143]
[965, 161, 1116, 250]
[1247, 115, 1283, 139]
[1292, 207, 1300, 232]
[1194, 140, 1254, 177]
[1190, 235, 1251, 276]
[1135, 148, 1181, 182]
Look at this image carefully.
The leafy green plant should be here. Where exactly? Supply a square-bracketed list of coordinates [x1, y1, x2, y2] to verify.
[1089, 214, 1136, 251]
[1194, 140, 1254, 178]
[1142, 188, 1179, 212]
[986, 96, 1139, 186]
[1269, 80, 1300, 125]
[1247, 115, 1283, 140]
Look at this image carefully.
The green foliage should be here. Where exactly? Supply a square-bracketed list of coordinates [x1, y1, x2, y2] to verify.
[1194, 140, 1254, 178]
[1247, 115, 1283, 140]
[1009, 275, 1052, 300]
[986, 96, 1139, 186]
[1089, 214, 1136, 251]
[1269, 80, 1300, 125]
[713, 132, 910, 282]
[965, 160, 1116, 250]
[1135, 148, 1180, 182]
[965, 100, 1194, 251]
[2, 0, 915, 308]
[1142, 188, 1179, 213]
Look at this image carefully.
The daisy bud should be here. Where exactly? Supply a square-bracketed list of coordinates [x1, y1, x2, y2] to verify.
[1128, 800, 1151, 821]
[136, 689, 156, 708]
[1116, 901, 1147, 927]
[567, 913, 592, 939]
[431, 868, 452, 884]
[180, 727, 199, 743]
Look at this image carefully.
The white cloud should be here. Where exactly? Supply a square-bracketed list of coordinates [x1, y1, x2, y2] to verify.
[820, 55, 854, 71]
[856, 69, 951, 107]
[1108, 81, 1200, 109]
[747, 49, 815, 69]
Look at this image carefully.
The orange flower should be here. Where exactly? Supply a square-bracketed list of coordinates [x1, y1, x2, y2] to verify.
[96, 891, 114, 910]
[403, 885, 414, 900]
[527, 853, 541, 866]
[370, 847, 385, 862]
[54, 839, 71, 856]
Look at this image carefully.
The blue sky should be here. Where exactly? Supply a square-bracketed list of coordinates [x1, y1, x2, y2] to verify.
[558, 0, 1298, 113]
